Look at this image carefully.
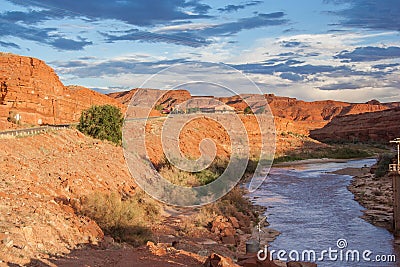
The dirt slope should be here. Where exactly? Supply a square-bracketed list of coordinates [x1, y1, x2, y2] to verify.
[0, 129, 136, 265]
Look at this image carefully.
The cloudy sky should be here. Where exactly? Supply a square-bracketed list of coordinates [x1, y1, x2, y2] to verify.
[0, 0, 399, 102]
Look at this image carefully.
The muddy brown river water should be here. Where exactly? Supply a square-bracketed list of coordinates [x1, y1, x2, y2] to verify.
[250, 159, 400, 266]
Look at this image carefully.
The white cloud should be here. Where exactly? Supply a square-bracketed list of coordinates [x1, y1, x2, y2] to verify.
[155, 23, 215, 32]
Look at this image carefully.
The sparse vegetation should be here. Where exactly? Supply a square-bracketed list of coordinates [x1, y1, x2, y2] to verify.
[274, 146, 372, 163]
[374, 153, 394, 178]
[156, 156, 228, 187]
[243, 106, 253, 115]
[195, 186, 258, 232]
[156, 156, 263, 187]
[154, 104, 163, 111]
[153, 156, 260, 235]
[77, 191, 160, 246]
[174, 186, 259, 237]
[77, 105, 123, 145]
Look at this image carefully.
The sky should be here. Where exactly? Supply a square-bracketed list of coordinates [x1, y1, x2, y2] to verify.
[0, 0, 399, 102]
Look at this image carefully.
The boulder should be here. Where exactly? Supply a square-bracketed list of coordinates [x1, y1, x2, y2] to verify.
[229, 216, 240, 229]
[204, 253, 240, 267]
[221, 235, 236, 245]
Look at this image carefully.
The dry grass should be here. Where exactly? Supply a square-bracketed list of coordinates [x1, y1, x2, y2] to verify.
[157, 156, 228, 187]
[194, 187, 258, 232]
[78, 190, 160, 246]
[159, 165, 200, 187]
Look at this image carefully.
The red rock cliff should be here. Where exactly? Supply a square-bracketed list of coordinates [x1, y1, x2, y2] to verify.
[0, 53, 123, 128]
[310, 108, 400, 143]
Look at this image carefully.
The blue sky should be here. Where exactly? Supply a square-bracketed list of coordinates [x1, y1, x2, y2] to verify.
[0, 0, 399, 102]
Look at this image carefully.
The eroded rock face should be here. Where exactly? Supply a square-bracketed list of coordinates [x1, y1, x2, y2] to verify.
[310, 108, 400, 143]
[107, 88, 191, 107]
[0, 53, 123, 128]
[110, 89, 391, 130]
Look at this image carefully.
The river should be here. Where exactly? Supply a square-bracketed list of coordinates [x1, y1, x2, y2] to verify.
[250, 159, 400, 266]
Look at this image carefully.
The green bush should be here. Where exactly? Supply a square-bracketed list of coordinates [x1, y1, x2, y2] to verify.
[244, 106, 253, 114]
[77, 105, 123, 145]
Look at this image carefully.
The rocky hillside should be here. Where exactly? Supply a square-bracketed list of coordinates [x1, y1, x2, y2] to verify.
[0, 129, 136, 265]
[310, 108, 400, 143]
[0, 53, 123, 130]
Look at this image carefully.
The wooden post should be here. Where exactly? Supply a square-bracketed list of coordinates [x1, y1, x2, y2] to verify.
[397, 142, 400, 173]
[393, 173, 400, 237]
[390, 138, 400, 237]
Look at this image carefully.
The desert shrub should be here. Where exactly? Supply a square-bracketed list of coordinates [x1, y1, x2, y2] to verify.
[194, 157, 227, 184]
[328, 147, 370, 159]
[77, 105, 123, 145]
[194, 169, 219, 185]
[78, 191, 160, 246]
[159, 165, 199, 186]
[157, 156, 229, 186]
[196, 186, 257, 232]
[154, 104, 163, 111]
[7, 111, 20, 124]
[218, 186, 255, 215]
[375, 153, 394, 178]
[244, 106, 253, 115]
[158, 156, 266, 186]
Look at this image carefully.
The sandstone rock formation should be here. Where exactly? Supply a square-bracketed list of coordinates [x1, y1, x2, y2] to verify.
[0, 53, 123, 129]
[107, 88, 191, 108]
[110, 88, 391, 135]
[220, 93, 389, 124]
[112, 88, 397, 159]
[310, 108, 400, 143]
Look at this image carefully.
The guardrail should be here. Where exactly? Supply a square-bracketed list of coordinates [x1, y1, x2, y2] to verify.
[0, 116, 164, 139]
[0, 124, 71, 139]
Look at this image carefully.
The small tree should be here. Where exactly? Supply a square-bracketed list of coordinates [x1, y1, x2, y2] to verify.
[77, 105, 123, 145]
[244, 106, 253, 115]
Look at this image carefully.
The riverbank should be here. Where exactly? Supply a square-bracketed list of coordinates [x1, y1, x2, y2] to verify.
[274, 157, 350, 167]
[19, 186, 282, 266]
[332, 164, 393, 231]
